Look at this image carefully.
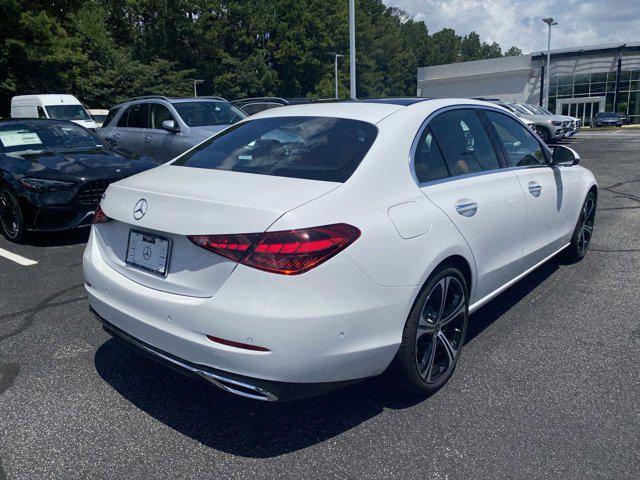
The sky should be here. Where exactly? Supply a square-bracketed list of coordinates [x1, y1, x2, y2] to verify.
[387, 0, 640, 54]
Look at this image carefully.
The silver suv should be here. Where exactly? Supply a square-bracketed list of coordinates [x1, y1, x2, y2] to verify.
[98, 96, 247, 163]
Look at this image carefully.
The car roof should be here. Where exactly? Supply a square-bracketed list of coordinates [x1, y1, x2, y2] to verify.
[356, 97, 434, 106]
[248, 98, 502, 124]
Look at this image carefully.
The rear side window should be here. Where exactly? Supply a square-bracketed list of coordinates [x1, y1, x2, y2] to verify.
[414, 127, 449, 183]
[102, 108, 120, 128]
[37, 106, 47, 118]
[484, 110, 547, 167]
[173, 116, 378, 182]
[429, 109, 500, 176]
[117, 103, 149, 128]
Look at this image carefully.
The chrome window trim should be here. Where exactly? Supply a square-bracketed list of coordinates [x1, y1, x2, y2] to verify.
[409, 104, 553, 188]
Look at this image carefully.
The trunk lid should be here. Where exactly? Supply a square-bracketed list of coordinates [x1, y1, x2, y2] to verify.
[95, 165, 340, 297]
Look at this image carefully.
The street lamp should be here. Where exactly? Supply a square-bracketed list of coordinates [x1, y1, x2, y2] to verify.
[193, 79, 204, 97]
[349, 0, 356, 99]
[327, 52, 344, 98]
[542, 17, 558, 110]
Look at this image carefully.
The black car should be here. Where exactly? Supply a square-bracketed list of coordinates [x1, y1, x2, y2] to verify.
[590, 112, 623, 127]
[617, 112, 631, 125]
[0, 119, 157, 241]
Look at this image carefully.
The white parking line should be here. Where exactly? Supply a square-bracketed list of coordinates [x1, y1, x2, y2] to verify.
[0, 247, 38, 266]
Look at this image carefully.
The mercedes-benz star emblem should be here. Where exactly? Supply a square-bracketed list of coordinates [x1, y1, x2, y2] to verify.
[133, 199, 148, 220]
[143, 246, 152, 261]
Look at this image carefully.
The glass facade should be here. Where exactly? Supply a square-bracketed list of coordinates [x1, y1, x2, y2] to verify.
[548, 69, 640, 124]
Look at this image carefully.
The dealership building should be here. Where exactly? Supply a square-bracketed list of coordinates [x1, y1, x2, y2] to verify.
[417, 42, 640, 125]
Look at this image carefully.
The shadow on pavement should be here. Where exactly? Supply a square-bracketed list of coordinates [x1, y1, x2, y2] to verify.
[23, 228, 89, 247]
[94, 256, 565, 458]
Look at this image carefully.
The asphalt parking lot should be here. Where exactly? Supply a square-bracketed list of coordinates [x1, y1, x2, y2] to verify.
[1, 130, 639, 480]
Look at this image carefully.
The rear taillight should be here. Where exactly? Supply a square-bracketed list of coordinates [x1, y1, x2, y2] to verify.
[92, 205, 111, 224]
[189, 223, 360, 275]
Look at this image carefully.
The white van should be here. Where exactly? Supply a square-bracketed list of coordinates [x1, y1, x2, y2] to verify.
[11, 94, 97, 130]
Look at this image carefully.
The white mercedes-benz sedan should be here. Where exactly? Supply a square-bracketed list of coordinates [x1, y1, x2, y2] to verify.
[84, 98, 597, 401]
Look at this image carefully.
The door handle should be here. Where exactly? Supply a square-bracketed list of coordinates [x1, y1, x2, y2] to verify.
[113, 133, 121, 139]
[144, 134, 153, 143]
[528, 182, 542, 197]
[455, 200, 478, 217]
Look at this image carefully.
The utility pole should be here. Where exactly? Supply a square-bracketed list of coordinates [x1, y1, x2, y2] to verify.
[193, 79, 204, 97]
[349, 0, 356, 99]
[327, 53, 344, 98]
[542, 17, 557, 110]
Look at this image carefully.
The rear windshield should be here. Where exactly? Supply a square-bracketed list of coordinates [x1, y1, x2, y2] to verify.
[172, 101, 246, 127]
[173, 116, 378, 182]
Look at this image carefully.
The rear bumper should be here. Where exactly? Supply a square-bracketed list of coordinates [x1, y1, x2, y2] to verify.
[83, 227, 415, 390]
[95, 309, 359, 401]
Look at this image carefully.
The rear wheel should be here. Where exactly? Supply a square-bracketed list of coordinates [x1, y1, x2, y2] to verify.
[564, 191, 596, 261]
[388, 266, 469, 395]
[0, 188, 27, 242]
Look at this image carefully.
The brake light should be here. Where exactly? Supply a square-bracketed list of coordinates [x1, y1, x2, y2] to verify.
[92, 205, 111, 224]
[189, 223, 360, 275]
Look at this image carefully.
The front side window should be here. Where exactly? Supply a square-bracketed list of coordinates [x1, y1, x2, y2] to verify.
[172, 101, 246, 127]
[149, 103, 176, 129]
[102, 108, 120, 128]
[484, 111, 547, 167]
[45, 104, 91, 121]
[173, 116, 378, 182]
[429, 109, 500, 177]
[413, 127, 449, 183]
[117, 103, 149, 128]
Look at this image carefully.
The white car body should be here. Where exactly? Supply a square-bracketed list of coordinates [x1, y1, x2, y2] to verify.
[87, 108, 109, 128]
[83, 98, 597, 401]
[11, 94, 97, 130]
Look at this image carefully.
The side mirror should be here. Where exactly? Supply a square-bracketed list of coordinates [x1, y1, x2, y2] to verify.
[551, 145, 580, 166]
[161, 119, 180, 133]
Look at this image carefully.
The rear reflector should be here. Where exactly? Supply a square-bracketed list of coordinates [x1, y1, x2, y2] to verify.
[92, 205, 111, 224]
[206, 335, 270, 352]
[189, 223, 360, 275]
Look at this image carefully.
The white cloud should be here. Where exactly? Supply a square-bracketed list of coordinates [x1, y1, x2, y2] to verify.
[386, 0, 640, 53]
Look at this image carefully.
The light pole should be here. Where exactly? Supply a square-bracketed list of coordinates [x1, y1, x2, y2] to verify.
[349, 0, 356, 99]
[542, 17, 557, 110]
[193, 79, 204, 97]
[327, 53, 344, 98]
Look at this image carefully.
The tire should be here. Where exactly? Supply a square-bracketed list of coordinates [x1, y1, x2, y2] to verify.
[0, 188, 27, 242]
[563, 190, 596, 262]
[535, 126, 550, 143]
[388, 265, 469, 396]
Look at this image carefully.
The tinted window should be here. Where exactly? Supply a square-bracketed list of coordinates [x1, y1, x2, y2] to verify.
[241, 103, 282, 116]
[46, 104, 91, 121]
[173, 116, 378, 182]
[414, 127, 449, 183]
[172, 101, 246, 126]
[429, 109, 500, 176]
[117, 103, 149, 128]
[102, 108, 120, 127]
[37, 106, 46, 118]
[485, 111, 547, 167]
[149, 103, 175, 129]
[0, 122, 100, 153]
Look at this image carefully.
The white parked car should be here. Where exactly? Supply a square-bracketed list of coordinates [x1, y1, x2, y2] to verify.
[83, 98, 597, 401]
[11, 94, 97, 130]
[87, 108, 109, 128]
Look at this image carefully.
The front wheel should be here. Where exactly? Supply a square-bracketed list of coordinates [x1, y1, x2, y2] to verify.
[564, 191, 596, 261]
[535, 126, 550, 143]
[0, 188, 27, 242]
[388, 266, 469, 395]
